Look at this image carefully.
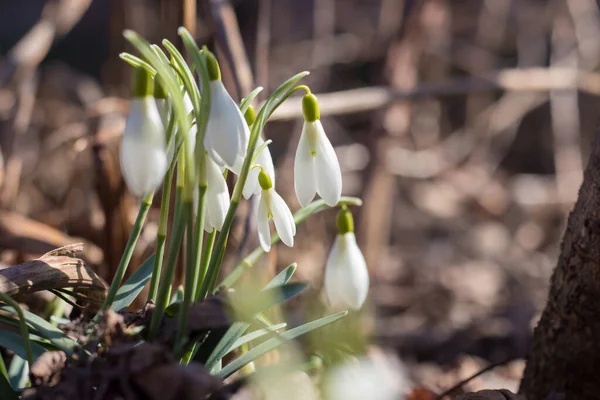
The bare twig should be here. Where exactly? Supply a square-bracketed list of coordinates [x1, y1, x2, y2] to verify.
[269, 67, 600, 121]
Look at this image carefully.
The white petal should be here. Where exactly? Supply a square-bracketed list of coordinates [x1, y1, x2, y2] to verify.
[314, 120, 342, 206]
[242, 167, 260, 200]
[255, 136, 276, 188]
[324, 233, 369, 310]
[269, 189, 295, 247]
[257, 193, 272, 252]
[294, 123, 317, 207]
[205, 156, 230, 231]
[120, 97, 168, 196]
[204, 81, 250, 168]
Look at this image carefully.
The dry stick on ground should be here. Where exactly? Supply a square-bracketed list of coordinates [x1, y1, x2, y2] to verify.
[519, 125, 600, 398]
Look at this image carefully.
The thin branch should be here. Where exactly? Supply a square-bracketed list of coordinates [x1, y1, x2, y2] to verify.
[269, 67, 600, 120]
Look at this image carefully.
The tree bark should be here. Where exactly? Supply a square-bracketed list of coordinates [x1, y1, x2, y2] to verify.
[520, 127, 600, 399]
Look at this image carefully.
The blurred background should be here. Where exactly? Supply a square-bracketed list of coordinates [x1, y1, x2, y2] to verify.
[2, 0, 600, 395]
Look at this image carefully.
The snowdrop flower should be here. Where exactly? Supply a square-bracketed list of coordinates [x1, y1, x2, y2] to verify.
[325, 355, 409, 400]
[239, 106, 276, 199]
[204, 51, 250, 170]
[324, 206, 369, 310]
[120, 67, 168, 197]
[294, 93, 342, 207]
[256, 168, 296, 252]
[203, 154, 230, 232]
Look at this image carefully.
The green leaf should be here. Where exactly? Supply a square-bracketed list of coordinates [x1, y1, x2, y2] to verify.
[0, 306, 77, 355]
[219, 197, 363, 289]
[112, 254, 156, 312]
[231, 282, 308, 319]
[204, 322, 248, 372]
[0, 370, 17, 400]
[8, 355, 27, 390]
[263, 263, 296, 290]
[119, 53, 157, 76]
[217, 311, 348, 378]
[0, 331, 46, 362]
[227, 323, 287, 354]
[239, 87, 264, 114]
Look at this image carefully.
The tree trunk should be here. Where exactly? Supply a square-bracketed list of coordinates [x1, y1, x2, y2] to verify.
[520, 127, 600, 399]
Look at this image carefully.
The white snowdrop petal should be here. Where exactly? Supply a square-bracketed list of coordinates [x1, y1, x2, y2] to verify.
[269, 189, 295, 247]
[325, 233, 369, 310]
[256, 136, 276, 188]
[120, 136, 168, 197]
[314, 120, 342, 206]
[257, 193, 272, 252]
[120, 97, 168, 196]
[294, 123, 318, 207]
[243, 167, 260, 200]
[204, 81, 250, 168]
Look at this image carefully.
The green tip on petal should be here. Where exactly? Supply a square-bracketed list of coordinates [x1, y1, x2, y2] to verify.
[258, 168, 273, 190]
[204, 49, 222, 81]
[302, 93, 320, 122]
[336, 206, 354, 234]
[132, 66, 154, 97]
[153, 78, 167, 99]
[244, 105, 256, 126]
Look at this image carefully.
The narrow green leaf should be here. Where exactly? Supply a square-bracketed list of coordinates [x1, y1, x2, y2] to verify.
[112, 254, 156, 312]
[263, 263, 297, 290]
[217, 311, 348, 378]
[0, 331, 46, 362]
[232, 282, 308, 319]
[239, 87, 264, 114]
[8, 355, 27, 390]
[205, 322, 249, 372]
[119, 53, 157, 76]
[227, 323, 287, 354]
[0, 306, 77, 355]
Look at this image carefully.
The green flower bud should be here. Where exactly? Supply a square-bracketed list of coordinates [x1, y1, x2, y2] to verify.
[153, 78, 167, 99]
[336, 206, 354, 234]
[244, 105, 256, 126]
[258, 168, 273, 190]
[204, 50, 222, 81]
[302, 93, 320, 122]
[132, 67, 154, 97]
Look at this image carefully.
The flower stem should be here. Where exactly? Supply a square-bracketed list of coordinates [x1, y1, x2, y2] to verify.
[148, 195, 190, 339]
[148, 165, 175, 302]
[175, 184, 207, 356]
[0, 293, 33, 368]
[102, 192, 153, 311]
[194, 228, 217, 301]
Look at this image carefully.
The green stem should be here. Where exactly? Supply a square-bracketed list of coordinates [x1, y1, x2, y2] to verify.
[102, 192, 153, 311]
[0, 293, 33, 368]
[0, 353, 7, 381]
[148, 165, 175, 301]
[148, 197, 190, 339]
[174, 185, 207, 355]
[194, 228, 217, 301]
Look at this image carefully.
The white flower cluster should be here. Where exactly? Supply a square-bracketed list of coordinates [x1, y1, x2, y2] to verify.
[120, 55, 369, 310]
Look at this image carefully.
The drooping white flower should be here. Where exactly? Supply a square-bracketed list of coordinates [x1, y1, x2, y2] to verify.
[242, 135, 275, 199]
[203, 51, 250, 170]
[120, 69, 168, 197]
[324, 207, 369, 310]
[203, 154, 230, 232]
[325, 355, 410, 400]
[294, 93, 342, 207]
[256, 169, 296, 252]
